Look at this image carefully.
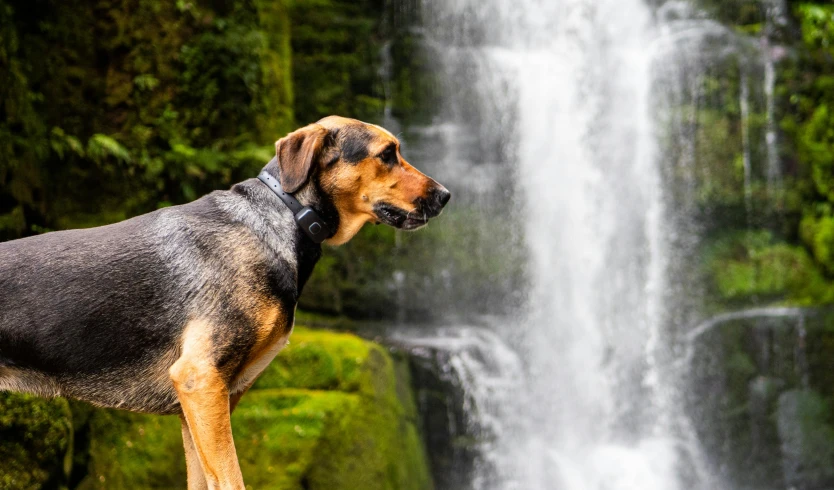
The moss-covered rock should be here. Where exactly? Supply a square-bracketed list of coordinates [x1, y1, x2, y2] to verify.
[68, 327, 432, 490]
[75, 410, 186, 489]
[0, 392, 72, 490]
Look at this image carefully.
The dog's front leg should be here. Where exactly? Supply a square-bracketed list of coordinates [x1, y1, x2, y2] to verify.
[170, 350, 244, 490]
[180, 414, 208, 490]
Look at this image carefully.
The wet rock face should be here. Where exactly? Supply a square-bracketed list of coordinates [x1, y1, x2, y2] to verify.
[389, 327, 523, 490]
[687, 309, 834, 490]
[408, 346, 479, 490]
[776, 390, 834, 490]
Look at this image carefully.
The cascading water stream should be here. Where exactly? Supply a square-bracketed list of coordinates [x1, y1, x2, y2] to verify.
[410, 0, 692, 488]
[393, 0, 791, 488]
[740, 69, 754, 223]
[763, 0, 787, 194]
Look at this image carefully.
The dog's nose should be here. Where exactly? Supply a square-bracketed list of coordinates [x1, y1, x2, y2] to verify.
[433, 186, 451, 209]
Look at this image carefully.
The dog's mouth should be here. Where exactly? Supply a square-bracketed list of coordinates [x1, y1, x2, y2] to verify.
[373, 202, 429, 230]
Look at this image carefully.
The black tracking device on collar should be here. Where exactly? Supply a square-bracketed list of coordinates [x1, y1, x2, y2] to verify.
[257, 164, 331, 244]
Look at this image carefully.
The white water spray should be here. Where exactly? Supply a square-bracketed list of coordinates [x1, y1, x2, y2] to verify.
[416, 0, 693, 488]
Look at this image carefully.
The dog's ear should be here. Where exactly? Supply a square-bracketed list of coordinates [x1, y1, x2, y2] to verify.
[275, 124, 332, 193]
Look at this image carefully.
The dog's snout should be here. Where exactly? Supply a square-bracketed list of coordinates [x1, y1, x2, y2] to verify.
[435, 186, 451, 208]
[416, 185, 450, 220]
[430, 185, 451, 211]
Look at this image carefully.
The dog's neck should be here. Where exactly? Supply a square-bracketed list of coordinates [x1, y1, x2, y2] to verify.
[228, 161, 342, 296]
[261, 160, 341, 239]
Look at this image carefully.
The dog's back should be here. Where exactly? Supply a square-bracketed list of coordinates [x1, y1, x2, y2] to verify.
[0, 209, 188, 408]
[0, 196, 247, 412]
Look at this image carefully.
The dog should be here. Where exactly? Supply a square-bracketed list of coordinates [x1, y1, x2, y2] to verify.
[0, 116, 450, 489]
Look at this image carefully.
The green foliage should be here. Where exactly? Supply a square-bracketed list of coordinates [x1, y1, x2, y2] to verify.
[686, 2, 834, 310]
[800, 208, 834, 275]
[779, 3, 834, 277]
[796, 4, 834, 51]
[704, 230, 834, 305]
[0, 0, 294, 240]
[288, 0, 386, 124]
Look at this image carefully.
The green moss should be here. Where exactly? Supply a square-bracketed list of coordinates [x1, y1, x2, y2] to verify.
[67, 327, 432, 490]
[75, 410, 185, 490]
[0, 392, 72, 490]
[233, 389, 357, 489]
[253, 328, 372, 392]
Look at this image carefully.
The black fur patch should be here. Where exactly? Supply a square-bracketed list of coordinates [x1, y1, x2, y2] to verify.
[0, 184, 320, 413]
[339, 125, 374, 164]
[0, 215, 185, 376]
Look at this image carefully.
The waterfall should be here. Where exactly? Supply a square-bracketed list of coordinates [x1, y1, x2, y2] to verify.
[763, 0, 787, 200]
[739, 69, 754, 222]
[411, 0, 699, 488]
[390, 0, 800, 487]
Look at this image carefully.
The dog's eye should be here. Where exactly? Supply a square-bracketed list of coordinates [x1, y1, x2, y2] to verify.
[379, 146, 398, 166]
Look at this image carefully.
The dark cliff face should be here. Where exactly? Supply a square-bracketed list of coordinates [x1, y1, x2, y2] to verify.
[687, 309, 834, 490]
[659, 2, 834, 487]
[408, 348, 480, 490]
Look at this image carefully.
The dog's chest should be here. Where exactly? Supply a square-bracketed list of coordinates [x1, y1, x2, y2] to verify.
[230, 305, 294, 394]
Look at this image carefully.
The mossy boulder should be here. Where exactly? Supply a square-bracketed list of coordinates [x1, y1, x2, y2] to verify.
[66, 327, 432, 490]
[0, 393, 72, 490]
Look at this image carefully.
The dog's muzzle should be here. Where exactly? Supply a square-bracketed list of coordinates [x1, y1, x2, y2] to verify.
[375, 185, 451, 230]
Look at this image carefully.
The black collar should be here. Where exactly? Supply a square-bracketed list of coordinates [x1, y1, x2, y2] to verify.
[257, 158, 332, 244]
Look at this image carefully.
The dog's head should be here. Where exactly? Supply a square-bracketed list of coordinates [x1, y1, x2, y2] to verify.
[273, 116, 450, 245]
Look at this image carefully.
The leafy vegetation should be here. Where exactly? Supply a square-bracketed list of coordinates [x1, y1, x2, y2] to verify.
[679, 2, 834, 308]
[784, 3, 834, 276]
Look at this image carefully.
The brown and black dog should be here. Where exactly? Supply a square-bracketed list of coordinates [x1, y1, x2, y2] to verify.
[0, 116, 449, 489]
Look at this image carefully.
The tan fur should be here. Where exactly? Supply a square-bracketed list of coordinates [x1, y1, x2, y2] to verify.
[230, 303, 293, 395]
[317, 118, 436, 245]
[170, 320, 244, 490]
[181, 414, 209, 490]
[0, 116, 447, 490]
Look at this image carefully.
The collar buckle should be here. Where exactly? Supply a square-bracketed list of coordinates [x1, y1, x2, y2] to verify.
[257, 168, 331, 244]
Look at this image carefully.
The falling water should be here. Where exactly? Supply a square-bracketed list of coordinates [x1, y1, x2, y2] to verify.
[739, 70, 754, 222]
[391, 0, 796, 487]
[763, 0, 787, 193]
[413, 0, 694, 488]
[763, 53, 779, 191]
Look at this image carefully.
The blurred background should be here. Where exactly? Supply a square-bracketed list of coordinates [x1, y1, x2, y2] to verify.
[2, 0, 834, 489]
